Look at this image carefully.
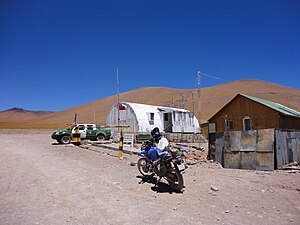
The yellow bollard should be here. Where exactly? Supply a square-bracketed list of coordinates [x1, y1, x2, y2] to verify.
[118, 129, 124, 159]
[72, 126, 81, 146]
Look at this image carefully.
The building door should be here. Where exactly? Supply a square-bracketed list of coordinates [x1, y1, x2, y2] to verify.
[163, 113, 172, 132]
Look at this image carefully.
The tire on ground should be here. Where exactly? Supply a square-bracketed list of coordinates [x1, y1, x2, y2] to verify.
[96, 134, 105, 141]
[59, 135, 71, 144]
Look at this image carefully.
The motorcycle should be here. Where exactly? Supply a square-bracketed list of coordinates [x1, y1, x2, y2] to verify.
[137, 140, 186, 192]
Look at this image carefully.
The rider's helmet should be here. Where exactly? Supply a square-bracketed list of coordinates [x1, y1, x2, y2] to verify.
[151, 127, 161, 142]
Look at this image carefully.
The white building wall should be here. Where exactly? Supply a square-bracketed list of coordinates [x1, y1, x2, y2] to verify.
[129, 103, 163, 132]
[106, 102, 199, 133]
[105, 103, 137, 133]
[105, 102, 163, 133]
[172, 111, 200, 133]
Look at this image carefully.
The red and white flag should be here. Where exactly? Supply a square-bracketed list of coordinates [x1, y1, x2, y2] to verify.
[118, 103, 126, 110]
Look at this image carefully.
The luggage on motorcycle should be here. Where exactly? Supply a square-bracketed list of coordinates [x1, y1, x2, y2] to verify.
[157, 137, 169, 151]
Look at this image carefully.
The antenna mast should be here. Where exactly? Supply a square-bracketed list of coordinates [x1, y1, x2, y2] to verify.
[197, 70, 201, 133]
[192, 91, 195, 116]
[195, 70, 219, 129]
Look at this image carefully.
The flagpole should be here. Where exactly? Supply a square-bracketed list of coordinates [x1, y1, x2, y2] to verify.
[73, 113, 77, 127]
[116, 67, 120, 131]
[93, 103, 95, 123]
[116, 67, 123, 159]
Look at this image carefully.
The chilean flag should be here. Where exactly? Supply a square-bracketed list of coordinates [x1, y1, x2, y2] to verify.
[118, 103, 126, 110]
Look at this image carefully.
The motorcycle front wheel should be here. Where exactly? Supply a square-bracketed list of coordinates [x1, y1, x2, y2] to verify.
[166, 169, 184, 192]
[137, 158, 154, 177]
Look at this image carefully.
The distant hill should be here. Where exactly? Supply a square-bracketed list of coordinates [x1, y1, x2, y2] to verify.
[1, 79, 300, 129]
[0, 108, 54, 123]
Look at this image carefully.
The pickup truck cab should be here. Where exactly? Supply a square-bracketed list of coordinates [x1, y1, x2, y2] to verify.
[51, 124, 111, 144]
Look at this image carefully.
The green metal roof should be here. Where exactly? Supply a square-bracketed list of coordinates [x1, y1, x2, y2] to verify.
[240, 93, 300, 117]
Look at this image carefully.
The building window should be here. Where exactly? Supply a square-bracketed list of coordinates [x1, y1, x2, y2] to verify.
[150, 113, 154, 121]
[243, 116, 252, 131]
[225, 119, 234, 131]
[149, 113, 154, 125]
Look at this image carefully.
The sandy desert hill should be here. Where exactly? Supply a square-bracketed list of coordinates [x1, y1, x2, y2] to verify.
[0, 108, 53, 123]
[1, 79, 300, 129]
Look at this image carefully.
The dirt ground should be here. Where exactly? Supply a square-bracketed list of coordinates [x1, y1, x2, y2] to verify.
[0, 129, 299, 225]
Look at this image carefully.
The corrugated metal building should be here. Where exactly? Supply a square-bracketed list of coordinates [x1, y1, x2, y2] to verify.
[211, 129, 300, 170]
[105, 102, 200, 133]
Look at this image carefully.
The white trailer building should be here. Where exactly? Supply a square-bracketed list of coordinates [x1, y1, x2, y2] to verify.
[105, 102, 200, 133]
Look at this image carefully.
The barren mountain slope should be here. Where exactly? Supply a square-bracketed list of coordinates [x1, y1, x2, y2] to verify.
[0, 108, 53, 122]
[2, 79, 300, 129]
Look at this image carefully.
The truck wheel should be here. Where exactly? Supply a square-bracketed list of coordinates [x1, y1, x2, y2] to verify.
[59, 135, 71, 144]
[96, 134, 105, 141]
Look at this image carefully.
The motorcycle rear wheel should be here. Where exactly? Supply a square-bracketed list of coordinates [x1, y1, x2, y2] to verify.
[166, 169, 184, 192]
[137, 158, 154, 177]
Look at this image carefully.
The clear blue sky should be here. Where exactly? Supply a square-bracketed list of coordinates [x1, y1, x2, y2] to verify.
[1, 0, 299, 111]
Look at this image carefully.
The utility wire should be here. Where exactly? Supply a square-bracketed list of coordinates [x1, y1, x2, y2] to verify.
[192, 71, 220, 89]
[200, 72, 220, 80]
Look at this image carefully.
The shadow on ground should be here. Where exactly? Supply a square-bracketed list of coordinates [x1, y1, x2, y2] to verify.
[136, 175, 183, 194]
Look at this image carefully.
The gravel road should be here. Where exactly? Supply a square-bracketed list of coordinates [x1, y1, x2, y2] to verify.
[0, 130, 299, 225]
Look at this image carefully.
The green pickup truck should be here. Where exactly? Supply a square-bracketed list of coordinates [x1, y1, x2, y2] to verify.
[51, 124, 111, 144]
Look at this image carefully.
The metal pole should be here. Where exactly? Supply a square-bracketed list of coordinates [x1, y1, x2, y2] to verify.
[93, 103, 96, 122]
[197, 70, 201, 131]
[192, 91, 195, 116]
[192, 91, 195, 142]
[116, 67, 120, 131]
[197, 70, 202, 150]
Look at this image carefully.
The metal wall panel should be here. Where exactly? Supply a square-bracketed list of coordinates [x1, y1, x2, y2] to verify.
[224, 152, 240, 169]
[241, 130, 257, 152]
[256, 129, 275, 170]
[275, 131, 287, 168]
[212, 129, 300, 170]
[215, 129, 275, 170]
[226, 131, 241, 152]
[275, 130, 300, 168]
[256, 152, 274, 170]
[215, 133, 225, 165]
[240, 152, 256, 169]
[257, 129, 274, 152]
[223, 130, 256, 169]
[297, 133, 300, 164]
[223, 151, 256, 169]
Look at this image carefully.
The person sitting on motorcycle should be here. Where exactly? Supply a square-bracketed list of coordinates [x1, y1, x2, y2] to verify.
[149, 127, 170, 176]
[150, 127, 161, 143]
[147, 127, 169, 161]
[151, 127, 169, 151]
[144, 127, 161, 161]
[142, 127, 161, 152]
